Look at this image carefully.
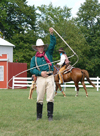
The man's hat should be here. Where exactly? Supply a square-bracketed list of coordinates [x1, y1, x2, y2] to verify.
[58, 47, 65, 53]
[32, 39, 48, 51]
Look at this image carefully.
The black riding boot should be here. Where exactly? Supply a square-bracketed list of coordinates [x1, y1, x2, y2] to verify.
[47, 102, 54, 121]
[37, 103, 43, 120]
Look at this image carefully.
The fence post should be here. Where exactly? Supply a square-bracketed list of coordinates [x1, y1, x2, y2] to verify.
[64, 83, 66, 91]
[97, 76, 99, 91]
[12, 76, 14, 89]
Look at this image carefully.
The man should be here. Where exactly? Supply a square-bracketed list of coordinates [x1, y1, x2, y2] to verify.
[30, 28, 56, 121]
[57, 47, 70, 84]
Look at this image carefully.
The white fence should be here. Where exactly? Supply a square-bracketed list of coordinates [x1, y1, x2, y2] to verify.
[12, 76, 32, 89]
[12, 76, 100, 91]
[61, 77, 100, 91]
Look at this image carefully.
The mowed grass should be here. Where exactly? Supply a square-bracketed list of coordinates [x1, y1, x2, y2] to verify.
[0, 88, 100, 136]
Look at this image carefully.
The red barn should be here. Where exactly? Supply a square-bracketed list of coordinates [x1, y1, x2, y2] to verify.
[0, 38, 27, 89]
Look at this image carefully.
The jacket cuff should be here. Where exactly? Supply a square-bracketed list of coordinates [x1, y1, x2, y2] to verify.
[38, 71, 41, 76]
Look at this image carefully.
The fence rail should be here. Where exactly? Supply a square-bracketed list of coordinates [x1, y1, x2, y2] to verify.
[12, 76, 100, 91]
[61, 77, 100, 91]
[12, 76, 32, 89]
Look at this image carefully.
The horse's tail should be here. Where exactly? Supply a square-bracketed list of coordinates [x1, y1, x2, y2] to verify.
[81, 69, 96, 88]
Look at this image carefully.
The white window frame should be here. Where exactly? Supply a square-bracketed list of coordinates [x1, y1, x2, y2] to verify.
[0, 66, 4, 81]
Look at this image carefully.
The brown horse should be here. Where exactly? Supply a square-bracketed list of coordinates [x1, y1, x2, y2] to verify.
[54, 65, 96, 97]
[28, 66, 96, 99]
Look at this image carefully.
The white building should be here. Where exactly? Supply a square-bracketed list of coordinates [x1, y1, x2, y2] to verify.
[0, 37, 15, 62]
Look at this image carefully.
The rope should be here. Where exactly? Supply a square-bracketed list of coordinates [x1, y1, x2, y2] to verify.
[8, 27, 79, 89]
[52, 28, 79, 67]
[8, 59, 60, 89]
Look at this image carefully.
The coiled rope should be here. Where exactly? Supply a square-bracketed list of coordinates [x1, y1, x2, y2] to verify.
[7, 59, 60, 89]
[52, 28, 79, 67]
[7, 27, 79, 89]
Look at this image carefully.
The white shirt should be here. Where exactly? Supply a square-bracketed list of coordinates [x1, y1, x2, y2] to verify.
[57, 54, 66, 66]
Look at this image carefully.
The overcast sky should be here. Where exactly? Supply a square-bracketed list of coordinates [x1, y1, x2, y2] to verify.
[26, 0, 100, 17]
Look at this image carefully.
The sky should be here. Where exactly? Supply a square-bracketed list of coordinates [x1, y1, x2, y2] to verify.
[26, 0, 99, 17]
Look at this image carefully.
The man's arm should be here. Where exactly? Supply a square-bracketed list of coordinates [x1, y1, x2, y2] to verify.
[46, 28, 56, 55]
[57, 55, 65, 66]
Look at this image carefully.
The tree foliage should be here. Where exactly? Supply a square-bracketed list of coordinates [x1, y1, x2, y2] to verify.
[0, 0, 36, 38]
[0, 0, 37, 76]
[0, 0, 100, 77]
[76, 0, 100, 76]
[36, 3, 89, 69]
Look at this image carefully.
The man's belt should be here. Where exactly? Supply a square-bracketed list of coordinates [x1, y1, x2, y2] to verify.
[47, 71, 53, 76]
[47, 73, 53, 76]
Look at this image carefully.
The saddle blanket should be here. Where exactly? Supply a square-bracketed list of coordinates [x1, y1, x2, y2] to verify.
[64, 65, 74, 74]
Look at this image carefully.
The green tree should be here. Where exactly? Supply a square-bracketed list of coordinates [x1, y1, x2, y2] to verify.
[11, 31, 36, 76]
[0, 0, 36, 39]
[36, 3, 89, 69]
[0, 0, 37, 76]
[76, 0, 100, 76]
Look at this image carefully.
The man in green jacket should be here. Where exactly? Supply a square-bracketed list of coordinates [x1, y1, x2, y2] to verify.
[30, 28, 56, 121]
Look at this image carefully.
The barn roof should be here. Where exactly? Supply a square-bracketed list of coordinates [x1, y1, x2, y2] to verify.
[0, 37, 15, 47]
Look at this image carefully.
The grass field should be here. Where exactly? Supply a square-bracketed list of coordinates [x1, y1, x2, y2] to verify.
[0, 88, 100, 136]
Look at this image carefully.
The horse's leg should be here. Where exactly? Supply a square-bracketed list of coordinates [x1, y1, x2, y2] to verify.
[62, 90, 66, 97]
[28, 82, 36, 99]
[81, 81, 88, 97]
[30, 89, 34, 99]
[55, 83, 58, 96]
[57, 83, 66, 97]
[28, 87, 33, 99]
[74, 82, 79, 97]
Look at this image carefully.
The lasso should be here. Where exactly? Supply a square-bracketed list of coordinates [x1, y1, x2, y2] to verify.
[52, 28, 79, 67]
[7, 60, 60, 89]
[8, 28, 79, 89]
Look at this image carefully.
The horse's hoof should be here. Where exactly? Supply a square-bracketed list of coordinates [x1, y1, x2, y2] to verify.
[86, 94, 88, 97]
[28, 97, 33, 99]
[75, 95, 78, 97]
[64, 95, 66, 97]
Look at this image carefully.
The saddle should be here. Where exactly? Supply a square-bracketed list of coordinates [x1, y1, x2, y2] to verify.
[63, 65, 74, 74]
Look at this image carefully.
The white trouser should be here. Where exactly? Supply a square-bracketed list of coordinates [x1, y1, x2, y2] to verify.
[37, 75, 54, 104]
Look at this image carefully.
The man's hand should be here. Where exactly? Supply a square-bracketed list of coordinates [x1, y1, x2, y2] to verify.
[49, 27, 53, 35]
[41, 71, 48, 78]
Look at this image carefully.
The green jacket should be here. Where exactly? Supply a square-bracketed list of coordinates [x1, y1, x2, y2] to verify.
[30, 34, 56, 76]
